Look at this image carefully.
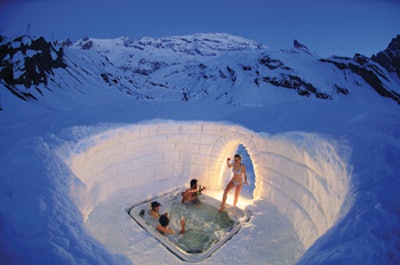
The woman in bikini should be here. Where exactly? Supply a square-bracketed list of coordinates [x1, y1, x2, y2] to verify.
[219, 154, 248, 212]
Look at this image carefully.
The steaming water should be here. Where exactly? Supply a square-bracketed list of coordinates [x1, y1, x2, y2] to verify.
[158, 199, 234, 253]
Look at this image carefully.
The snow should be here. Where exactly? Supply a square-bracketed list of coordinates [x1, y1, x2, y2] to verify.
[1, 35, 400, 264]
[63, 120, 349, 252]
[1, 98, 399, 265]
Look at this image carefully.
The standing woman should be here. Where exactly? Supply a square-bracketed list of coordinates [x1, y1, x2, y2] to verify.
[219, 154, 248, 212]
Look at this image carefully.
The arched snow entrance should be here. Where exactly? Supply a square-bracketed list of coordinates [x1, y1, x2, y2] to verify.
[236, 144, 256, 200]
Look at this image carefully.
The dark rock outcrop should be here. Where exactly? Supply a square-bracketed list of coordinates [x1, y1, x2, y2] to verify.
[293, 40, 312, 54]
[0, 35, 66, 101]
[321, 54, 400, 104]
[372, 35, 400, 79]
[262, 74, 332, 99]
[259, 55, 287, 70]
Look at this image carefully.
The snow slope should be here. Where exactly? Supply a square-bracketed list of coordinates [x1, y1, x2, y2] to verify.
[2, 33, 400, 111]
[0, 33, 399, 265]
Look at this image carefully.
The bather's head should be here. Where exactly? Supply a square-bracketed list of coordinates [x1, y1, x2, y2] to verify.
[159, 214, 170, 227]
[151, 201, 161, 211]
[190, 178, 198, 189]
[234, 154, 242, 164]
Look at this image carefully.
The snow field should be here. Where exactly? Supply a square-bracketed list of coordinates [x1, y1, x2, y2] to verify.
[65, 120, 351, 259]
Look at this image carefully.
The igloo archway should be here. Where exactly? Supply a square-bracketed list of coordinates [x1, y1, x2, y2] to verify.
[66, 120, 350, 251]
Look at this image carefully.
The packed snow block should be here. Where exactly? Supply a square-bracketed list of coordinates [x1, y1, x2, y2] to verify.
[198, 143, 212, 155]
[183, 142, 201, 153]
[177, 123, 202, 134]
[303, 172, 325, 201]
[166, 134, 191, 146]
[266, 184, 320, 247]
[289, 205, 320, 246]
[189, 134, 216, 146]
[190, 152, 210, 164]
[157, 142, 180, 154]
[103, 174, 133, 199]
[86, 182, 103, 211]
[204, 168, 220, 188]
[117, 129, 139, 143]
[116, 161, 140, 179]
[169, 163, 187, 178]
[131, 165, 157, 183]
[219, 133, 241, 145]
[132, 153, 163, 171]
[90, 136, 117, 152]
[105, 151, 124, 167]
[277, 178, 316, 206]
[143, 134, 165, 145]
[135, 144, 160, 157]
[159, 162, 185, 179]
[189, 163, 209, 179]
[121, 140, 146, 157]
[209, 139, 227, 155]
[302, 149, 326, 178]
[287, 168, 325, 201]
[200, 124, 220, 135]
[98, 164, 119, 183]
[263, 138, 295, 158]
[266, 185, 291, 213]
[138, 125, 160, 138]
[157, 123, 181, 135]
[161, 151, 183, 163]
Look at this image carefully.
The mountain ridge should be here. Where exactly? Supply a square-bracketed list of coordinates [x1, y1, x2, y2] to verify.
[1, 33, 399, 112]
[372, 34, 400, 79]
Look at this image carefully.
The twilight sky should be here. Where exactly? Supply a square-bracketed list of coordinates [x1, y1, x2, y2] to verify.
[0, 0, 399, 57]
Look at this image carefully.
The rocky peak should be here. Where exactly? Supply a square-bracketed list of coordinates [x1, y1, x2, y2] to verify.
[293, 39, 312, 54]
[0, 35, 66, 101]
[371, 35, 400, 78]
[353, 53, 369, 65]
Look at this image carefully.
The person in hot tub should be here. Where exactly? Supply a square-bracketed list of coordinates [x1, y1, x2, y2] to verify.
[149, 201, 163, 219]
[156, 214, 185, 235]
[181, 178, 206, 204]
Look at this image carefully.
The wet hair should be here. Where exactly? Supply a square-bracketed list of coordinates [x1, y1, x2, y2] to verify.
[190, 179, 198, 189]
[234, 154, 242, 160]
[159, 214, 169, 227]
[151, 201, 161, 210]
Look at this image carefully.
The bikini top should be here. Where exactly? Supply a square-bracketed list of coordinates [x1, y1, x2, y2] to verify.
[232, 165, 242, 175]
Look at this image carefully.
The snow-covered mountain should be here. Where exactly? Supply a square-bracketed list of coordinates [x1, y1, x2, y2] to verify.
[1, 33, 399, 112]
[1, 33, 400, 265]
[372, 34, 400, 79]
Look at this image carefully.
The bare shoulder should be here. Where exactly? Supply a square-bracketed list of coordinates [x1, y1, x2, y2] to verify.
[157, 225, 174, 234]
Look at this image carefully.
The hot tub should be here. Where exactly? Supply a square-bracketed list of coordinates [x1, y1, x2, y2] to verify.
[127, 189, 251, 262]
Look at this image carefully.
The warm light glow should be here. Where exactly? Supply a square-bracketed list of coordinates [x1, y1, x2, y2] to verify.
[204, 190, 254, 210]
[66, 121, 350, 250]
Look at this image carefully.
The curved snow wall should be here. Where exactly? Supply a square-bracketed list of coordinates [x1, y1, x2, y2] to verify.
[66, 121, 350, 249]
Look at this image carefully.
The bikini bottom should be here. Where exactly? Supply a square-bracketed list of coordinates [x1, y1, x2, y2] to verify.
[232, 180, 242, 186]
